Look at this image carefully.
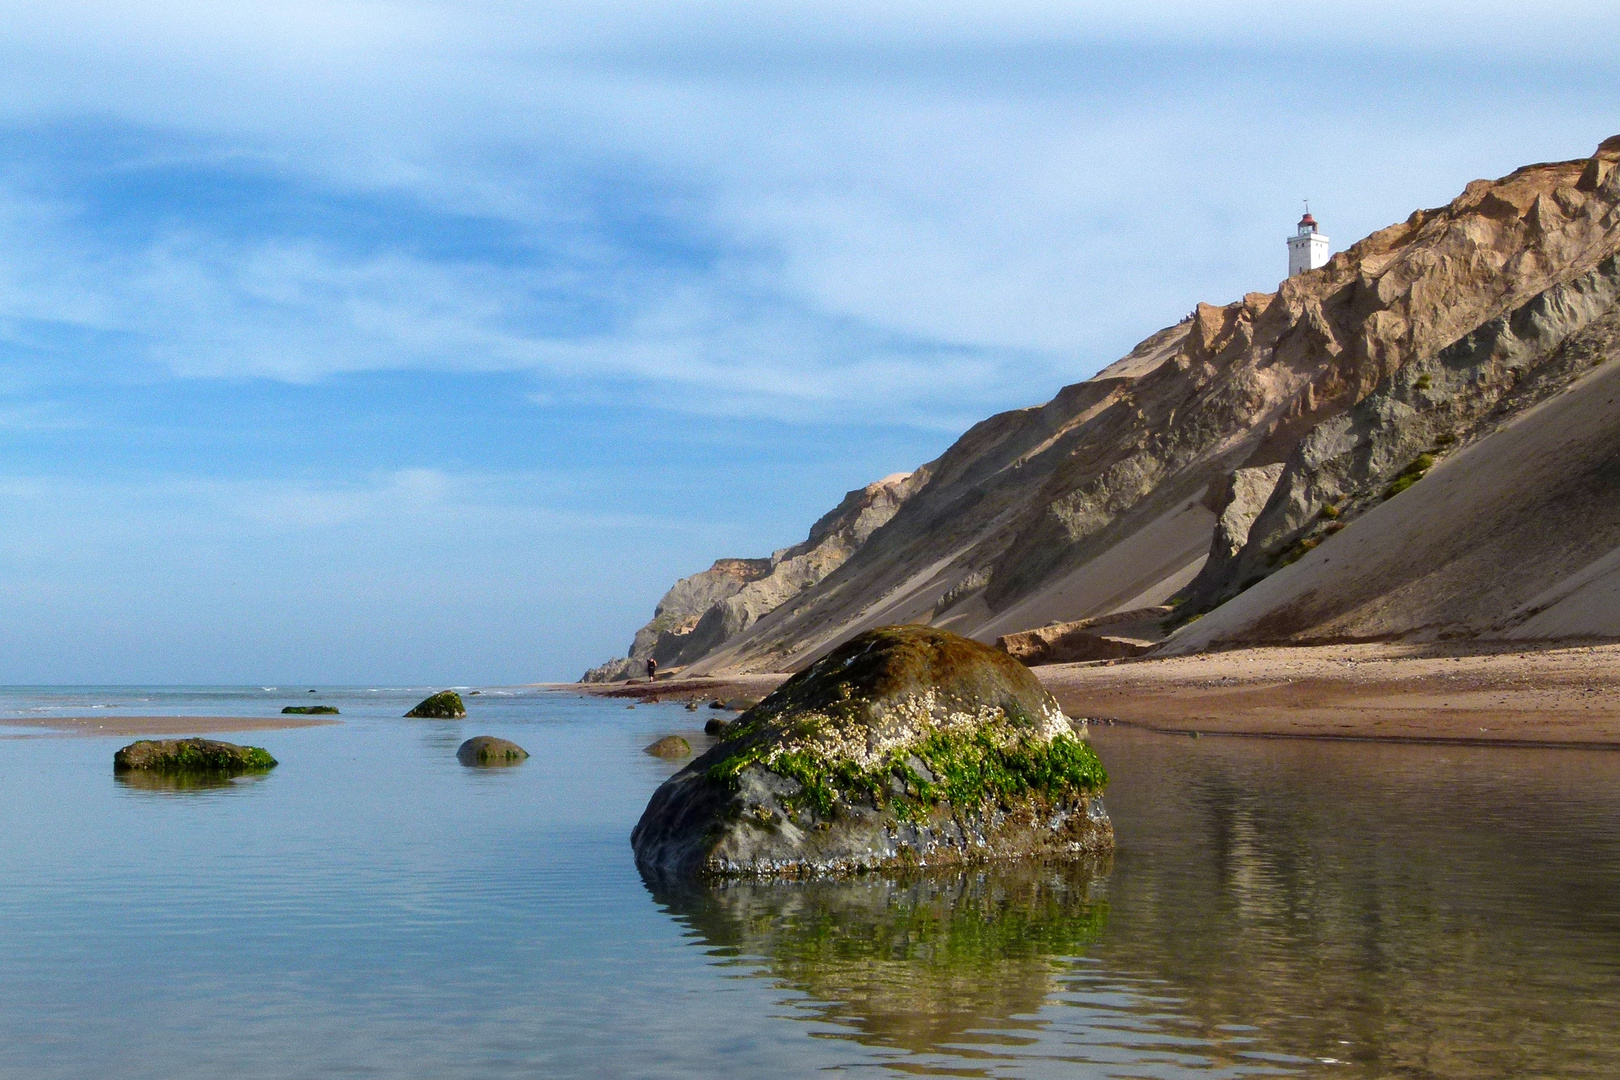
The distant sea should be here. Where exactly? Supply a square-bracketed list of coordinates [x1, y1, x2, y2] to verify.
[1, 685, 1617, 1078]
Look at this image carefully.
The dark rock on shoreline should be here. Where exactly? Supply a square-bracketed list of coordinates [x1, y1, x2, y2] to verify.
[703, 716, 732, 736]
[456, 736, 529, 766]
[405, 691, 466, 719]
[645, 736, 692, 759]
[114, 738, 278, 774]
[631, 625, 1112, 880]
[282, 705, 339, 715]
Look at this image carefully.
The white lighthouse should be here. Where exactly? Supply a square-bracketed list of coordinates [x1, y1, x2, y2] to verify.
[1286, 206, 1331, 277]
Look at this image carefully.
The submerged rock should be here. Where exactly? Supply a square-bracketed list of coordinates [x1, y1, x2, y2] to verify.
[281, 705, 339, 715]
[703, 716, 732, 737]
[645, 735, 692, 759]
[631, 625, 1112, 880]
[405, 691, 466, 719]
[114, 738, 277, 775]
[456, 736, 529, 766]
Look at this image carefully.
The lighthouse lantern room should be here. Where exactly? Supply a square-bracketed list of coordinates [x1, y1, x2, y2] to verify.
[1287, 206, 1331, 277]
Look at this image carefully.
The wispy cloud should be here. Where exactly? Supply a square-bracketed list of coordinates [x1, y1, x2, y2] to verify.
[0, 2, 1614, 679]
[0, 4, 1613, 427]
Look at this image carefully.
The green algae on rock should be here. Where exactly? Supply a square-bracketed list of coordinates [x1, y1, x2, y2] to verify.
[405, 691, 466, 719]
[282, 705, 339, 715]
[631, 625, 1112, 880]
[113, 738, 278, 775]
[456, 735, 529, 766]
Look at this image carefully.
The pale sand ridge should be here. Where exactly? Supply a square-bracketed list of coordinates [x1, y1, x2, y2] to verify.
[0, 715, 342, 737]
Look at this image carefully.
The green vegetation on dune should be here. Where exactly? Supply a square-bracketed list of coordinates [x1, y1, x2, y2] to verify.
[1385, 453, 1437, 499]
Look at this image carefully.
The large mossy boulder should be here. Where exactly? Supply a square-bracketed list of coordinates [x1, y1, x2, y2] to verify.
[631, 625, 1112, 880]
[405, 691, 466, 718]
[114, 738, 277, 775]
[456, 736, 529, 766]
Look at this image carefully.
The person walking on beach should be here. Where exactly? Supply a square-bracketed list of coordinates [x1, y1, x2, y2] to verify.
[646, 657, 658, 682]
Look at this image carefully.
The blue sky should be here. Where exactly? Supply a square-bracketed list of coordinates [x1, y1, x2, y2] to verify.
[0, 1, 1615, 683]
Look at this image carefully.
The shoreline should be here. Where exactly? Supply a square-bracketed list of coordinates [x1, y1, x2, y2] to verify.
[565, 640, 1620, 748]
[557, 673, 790, 704]
[1039, 641, 1620, 748]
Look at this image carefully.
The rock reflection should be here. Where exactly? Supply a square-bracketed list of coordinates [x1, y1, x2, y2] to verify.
[114, 771, 269, 795]
[651, 859, 1108, 1056]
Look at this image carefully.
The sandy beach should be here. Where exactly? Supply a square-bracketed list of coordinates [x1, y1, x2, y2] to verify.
[1039, 641, 1620, 747]
[573, 641, 1620, 748]
[0, 715, 343, 737]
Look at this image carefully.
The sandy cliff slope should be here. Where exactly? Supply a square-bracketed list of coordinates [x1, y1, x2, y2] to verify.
[585, 136, 1620, 679]
[1162, 263, 1620, 650]
[582, 472, 919, 681]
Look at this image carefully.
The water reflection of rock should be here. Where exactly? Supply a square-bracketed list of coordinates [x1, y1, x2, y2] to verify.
[114, 771, 269, 794]
[651, 860, 1108, 1054]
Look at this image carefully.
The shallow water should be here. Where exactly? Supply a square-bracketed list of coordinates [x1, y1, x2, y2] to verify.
[1, 687, 1617, 1078]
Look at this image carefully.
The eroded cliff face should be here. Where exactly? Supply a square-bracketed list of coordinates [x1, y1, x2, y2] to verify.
[1163, 252, 1620, 651]
[1177, 251, 1620, 620]
[586, 136, 1620, 678]
[582, 472, 919, 681]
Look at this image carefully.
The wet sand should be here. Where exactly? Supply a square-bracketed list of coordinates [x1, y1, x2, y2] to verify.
[0, 715, 343, 737]
[569, 641, 1620, 747]
[1039, 641, 1620, 747]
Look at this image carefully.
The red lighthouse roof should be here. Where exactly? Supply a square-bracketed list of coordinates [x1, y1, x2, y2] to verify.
[1299, 211, 1318, 229]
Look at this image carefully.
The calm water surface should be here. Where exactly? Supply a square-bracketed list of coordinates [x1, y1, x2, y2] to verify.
[1, 687, 1617, 1078]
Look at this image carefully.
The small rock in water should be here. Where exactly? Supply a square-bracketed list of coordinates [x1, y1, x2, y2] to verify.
[644, 736, 691, 760]
[723, 697, 760, 711]
[457, 736, 529, 766]
[114, 738, 277, 775]
[685, 701, 699, 711]
[708, 700, 727, 710]
[703, 717, 732, 737]
[405, 691, 466, 718]
[282, 705, 339, 714]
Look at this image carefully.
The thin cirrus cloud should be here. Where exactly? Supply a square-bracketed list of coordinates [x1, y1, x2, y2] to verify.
[0, 119, 1028, 424]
